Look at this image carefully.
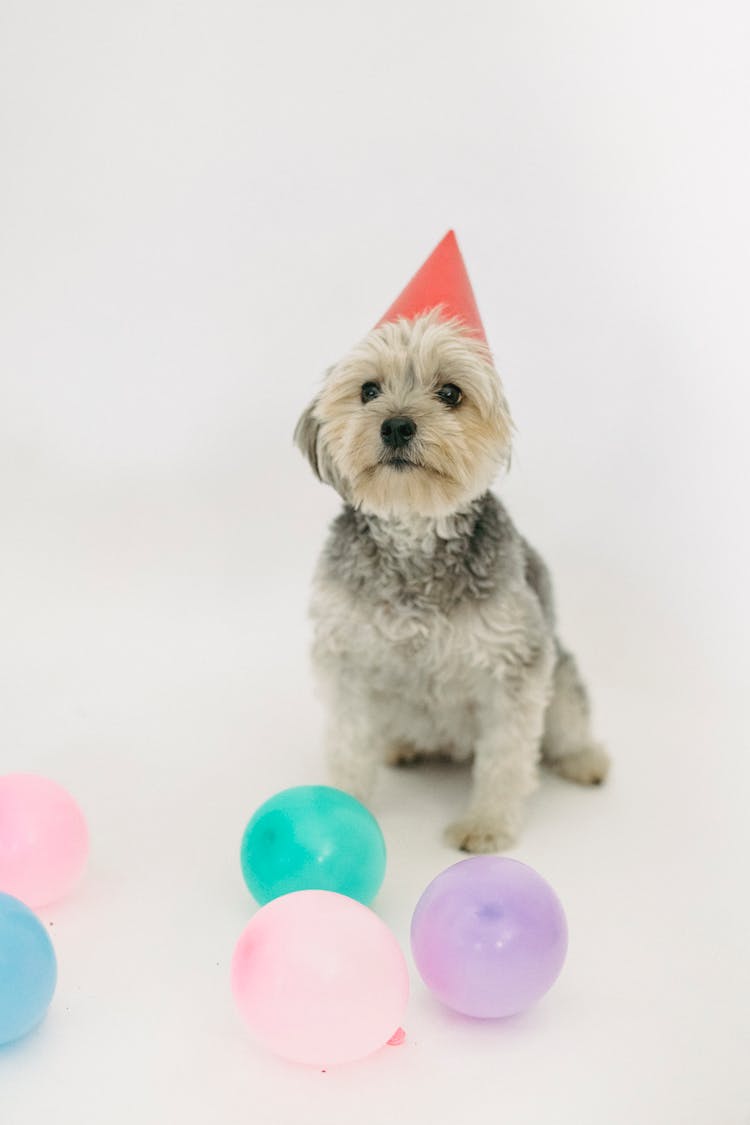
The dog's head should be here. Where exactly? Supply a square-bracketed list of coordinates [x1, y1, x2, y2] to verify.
[295, 310, 512, 518]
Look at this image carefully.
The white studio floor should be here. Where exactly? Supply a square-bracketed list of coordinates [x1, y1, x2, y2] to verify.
[0, 475, 747, 1125]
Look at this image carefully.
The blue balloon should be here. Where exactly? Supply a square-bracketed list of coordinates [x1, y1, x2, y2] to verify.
[0, 893, 57, 1046]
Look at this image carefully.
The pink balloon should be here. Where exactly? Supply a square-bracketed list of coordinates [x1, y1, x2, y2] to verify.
[231, 890, 409, 1066]
[0, 774, 89, 907]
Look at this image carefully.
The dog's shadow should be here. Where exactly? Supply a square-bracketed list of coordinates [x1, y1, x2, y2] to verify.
[376, 754, 587, 859]
[380, 753, 569, 811]
[380, 755, 472, 822]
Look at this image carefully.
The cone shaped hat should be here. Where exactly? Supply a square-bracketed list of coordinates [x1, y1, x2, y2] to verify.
[375, 230, 486, 344]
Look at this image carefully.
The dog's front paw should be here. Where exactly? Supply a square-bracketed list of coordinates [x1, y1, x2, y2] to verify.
[546, 743, 610, 786]
[444, 816, 517, 854]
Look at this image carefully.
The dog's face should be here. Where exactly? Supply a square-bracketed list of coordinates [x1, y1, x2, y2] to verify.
[295, 311, 512, 519]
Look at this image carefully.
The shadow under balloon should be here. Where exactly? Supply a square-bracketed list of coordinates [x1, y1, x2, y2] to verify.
[413, 987, 555, 1040]
[0, 1015, 52, 1062]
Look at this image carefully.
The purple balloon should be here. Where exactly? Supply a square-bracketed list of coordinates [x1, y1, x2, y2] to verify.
[411, 856, 568, 1018]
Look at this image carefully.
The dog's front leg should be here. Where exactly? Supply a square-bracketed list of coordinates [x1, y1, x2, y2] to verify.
[324, 704, 383, 806]
[445, 665, 551, 853]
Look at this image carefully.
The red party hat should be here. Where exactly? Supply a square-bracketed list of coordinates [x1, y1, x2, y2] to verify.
[375, 230, 487, 344]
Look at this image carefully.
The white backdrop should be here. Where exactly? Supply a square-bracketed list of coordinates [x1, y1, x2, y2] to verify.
[1, 2, 748, 1122]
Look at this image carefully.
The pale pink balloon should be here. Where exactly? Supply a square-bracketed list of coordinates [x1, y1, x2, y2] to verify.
[231, 890, 409, 1066]
[0, 774, 89, 907]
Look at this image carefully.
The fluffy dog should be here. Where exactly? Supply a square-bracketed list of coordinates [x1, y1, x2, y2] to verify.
[295, 307, 609, 852]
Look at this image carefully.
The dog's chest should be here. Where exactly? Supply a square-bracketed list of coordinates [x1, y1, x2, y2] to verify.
[311, 498, 534, 690]
[311, 578, 513, 690]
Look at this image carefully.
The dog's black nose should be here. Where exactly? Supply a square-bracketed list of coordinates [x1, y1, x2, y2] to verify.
[381, 416, 416, 448]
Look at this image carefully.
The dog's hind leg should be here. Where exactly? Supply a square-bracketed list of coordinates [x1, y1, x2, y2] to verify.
[541, 643, 610, 785]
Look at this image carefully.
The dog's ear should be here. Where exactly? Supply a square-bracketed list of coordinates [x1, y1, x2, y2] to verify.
[295, 375, 351, 498]
[294, 393, 351, 500]
[294, 397, 320, 478]
[294, 395, 326, 480]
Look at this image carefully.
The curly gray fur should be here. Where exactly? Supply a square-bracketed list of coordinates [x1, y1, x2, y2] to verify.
[322, 493, 534, 614]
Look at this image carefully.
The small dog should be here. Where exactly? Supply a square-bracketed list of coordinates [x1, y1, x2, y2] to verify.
[294, 239, 608, 852]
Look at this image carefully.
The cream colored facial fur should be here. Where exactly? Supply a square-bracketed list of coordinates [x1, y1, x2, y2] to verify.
[303, 310, 512, 519]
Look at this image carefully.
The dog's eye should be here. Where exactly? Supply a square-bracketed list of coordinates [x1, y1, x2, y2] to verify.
[361, 382, 382, 403]
[437, 383, 463, 407]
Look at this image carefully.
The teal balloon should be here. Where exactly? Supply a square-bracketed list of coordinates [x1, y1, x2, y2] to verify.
[0, 893, 57, 1046]
[240, 786, 386, 906]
